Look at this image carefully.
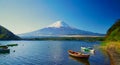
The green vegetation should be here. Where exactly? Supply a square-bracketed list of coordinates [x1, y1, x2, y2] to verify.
[0, 25, 20, 40]
[102, 19, 120, 51]
[106, 19, 120, 41]
[24, 37, 105, 41]
[101, 19, 120, 65]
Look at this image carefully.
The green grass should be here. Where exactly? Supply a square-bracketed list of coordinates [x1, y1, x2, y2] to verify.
[101, 41, 120, 53]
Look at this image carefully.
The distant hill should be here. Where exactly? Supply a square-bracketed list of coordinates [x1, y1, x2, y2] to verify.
[0, 25, 20, 40]
[19, 21, 104, 38]
[106, 19, 120, 41]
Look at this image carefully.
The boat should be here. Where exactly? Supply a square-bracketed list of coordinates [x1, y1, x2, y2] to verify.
[68, 50, 90, 59]
[81, 47, 95, 53]
[7, 44, 18, 46]
[0, 44, 18, 47]
[0, 45, 7, 48]
[0, 46, 10, 53]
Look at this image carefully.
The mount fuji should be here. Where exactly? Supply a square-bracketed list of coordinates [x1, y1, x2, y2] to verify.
[18, 21, 104, 38]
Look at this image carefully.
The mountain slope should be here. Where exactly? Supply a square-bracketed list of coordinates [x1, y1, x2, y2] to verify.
[19, 21, 104, 38]
[0, 25, 20, 40]
[106, 19, 120, 41]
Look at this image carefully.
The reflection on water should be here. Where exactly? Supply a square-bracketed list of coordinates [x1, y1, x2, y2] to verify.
[69, 55, 90, 65]
[0, 41, 110, 65]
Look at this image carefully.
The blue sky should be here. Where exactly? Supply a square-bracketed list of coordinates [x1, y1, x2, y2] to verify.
[0, 0, 120, 34]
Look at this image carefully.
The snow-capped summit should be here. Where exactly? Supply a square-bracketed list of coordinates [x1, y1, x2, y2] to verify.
[48, 21, 70, 28]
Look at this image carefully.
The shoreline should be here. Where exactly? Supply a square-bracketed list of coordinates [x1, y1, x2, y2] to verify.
[106, 47, 116, 65]
[101, 42, 120, 65]
[21, 37, 105, 41]
[107, 48, 120, 65]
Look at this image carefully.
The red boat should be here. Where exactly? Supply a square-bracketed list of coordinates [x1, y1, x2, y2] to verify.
[68, 50, 90, 59]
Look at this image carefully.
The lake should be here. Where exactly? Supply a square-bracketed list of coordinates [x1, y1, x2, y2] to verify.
[0, 41, 110, 65]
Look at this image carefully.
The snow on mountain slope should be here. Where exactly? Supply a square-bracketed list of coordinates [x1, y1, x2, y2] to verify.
[47, 21, 71, 28]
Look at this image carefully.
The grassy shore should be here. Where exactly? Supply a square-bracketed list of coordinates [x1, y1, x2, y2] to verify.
[101, 42, 120, 65]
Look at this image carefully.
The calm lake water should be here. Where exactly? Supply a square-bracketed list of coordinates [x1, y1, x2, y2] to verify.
[0, 41, 110, 65]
